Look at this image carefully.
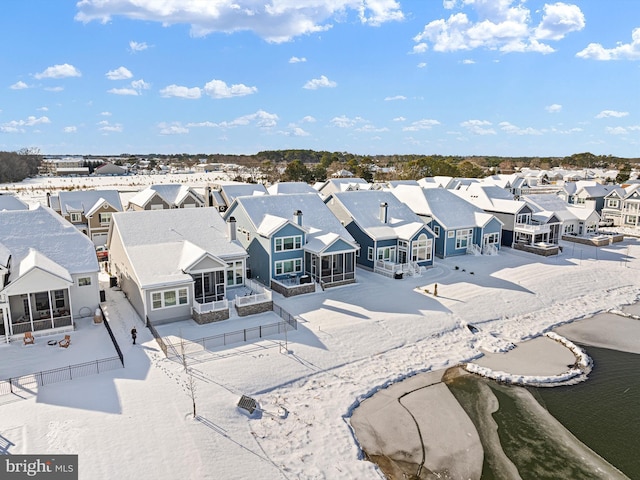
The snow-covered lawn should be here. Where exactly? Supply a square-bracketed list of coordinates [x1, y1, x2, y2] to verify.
[2, 174, 640, 479]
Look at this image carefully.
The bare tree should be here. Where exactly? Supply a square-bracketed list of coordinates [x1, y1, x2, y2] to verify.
[180, 336, 197, 418]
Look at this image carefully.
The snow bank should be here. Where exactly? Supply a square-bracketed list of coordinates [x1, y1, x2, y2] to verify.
[463, 332, 592, 387]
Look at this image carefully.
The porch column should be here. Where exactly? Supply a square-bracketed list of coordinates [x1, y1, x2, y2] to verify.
[66, 287, 75, 327]
[47, 290, 55, 329]
[26, 295, 35, 331]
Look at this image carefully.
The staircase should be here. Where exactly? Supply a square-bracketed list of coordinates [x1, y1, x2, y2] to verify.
[467, 244, 482, 256]
[482, 244, 499, 256]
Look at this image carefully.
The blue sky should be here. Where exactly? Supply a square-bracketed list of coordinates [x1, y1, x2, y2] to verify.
[1, 1, 639, 157]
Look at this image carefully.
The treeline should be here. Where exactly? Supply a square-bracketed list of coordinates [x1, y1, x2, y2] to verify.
[0, 149, 41, 183]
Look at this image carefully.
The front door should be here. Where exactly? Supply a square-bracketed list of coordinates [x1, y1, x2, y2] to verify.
[398, 249, 407, 264]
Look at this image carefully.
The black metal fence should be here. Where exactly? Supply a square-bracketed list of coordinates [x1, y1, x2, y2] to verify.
[146, 317, 169, 357]
[0, 356, 123, 397]
[100, 306, 124, 367]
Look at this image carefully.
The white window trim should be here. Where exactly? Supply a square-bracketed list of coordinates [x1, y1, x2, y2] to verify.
[367, 247, 373, 261]
[433, 225, 440, 237]
[447, 230, 454, 238]
[275, 258, 302, 275]
[70, 212, 82, 222]
[78, 277, 92, 287]
[151, 287, 189, 310]
[274, 235, 303, 252]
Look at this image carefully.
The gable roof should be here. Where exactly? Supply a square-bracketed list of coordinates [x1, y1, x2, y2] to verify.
[0, 205, 99, 280]
[267, 182, 318, 195]
[57, 189, 123, 215]
[330, 190, 430, 241]
[392, 185, 500, 229]
[0, 194, 29, 211]
[128, 184, 204, 208]
[218, 182, 268, 205]
[454, 183, 527, 214]
[227, 194, 357, 251]
[110, 208, 247, 288]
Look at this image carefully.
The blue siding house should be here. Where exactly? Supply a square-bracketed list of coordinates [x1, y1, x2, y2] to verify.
[224, 194, 358, 293]
[391, 185, 503, 257]
[325, 190, 435, 278]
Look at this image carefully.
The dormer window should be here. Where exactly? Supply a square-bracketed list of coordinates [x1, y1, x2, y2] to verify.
[70, 212, 82, 223]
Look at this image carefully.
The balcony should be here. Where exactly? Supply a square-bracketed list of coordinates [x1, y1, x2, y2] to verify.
[514, 222, 550, 234]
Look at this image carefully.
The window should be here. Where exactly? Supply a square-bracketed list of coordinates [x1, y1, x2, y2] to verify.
[376, 246, 396, 262]
[54, 290, 66, 309]
[447, 230, 455, 238]
[78, 277, 91, 286]
[576, 197, 585, 204]
[398, 240, 408, 248]
[275, 258, 302, 275]
[411, 234, 432, 262]
[516, 213, 530, 224]
[150, 288, 189, 310]
[70, 212, 82, 223]
[433, 225, 440, 237]
[367, 247, 373, 261]
[227, 260, 244, 286]
[484, 232, 499, 245]
[607, 199, 619, 208]
[274, 235, 302, 252]
[98, 212, 112, 225]
[455, 229, 473, 249]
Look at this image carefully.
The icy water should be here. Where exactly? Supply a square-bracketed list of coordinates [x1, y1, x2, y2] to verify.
[446, 345, 640, 479]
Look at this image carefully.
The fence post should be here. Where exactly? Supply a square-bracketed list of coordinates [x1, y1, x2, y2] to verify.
[69, 365, 72, 380]
[244, 329, 246, 342]
[39, 371, 44, 387]
[97, 359, 100, 374]
[259, 325, 262, 338]
[9, 378, 13, 394]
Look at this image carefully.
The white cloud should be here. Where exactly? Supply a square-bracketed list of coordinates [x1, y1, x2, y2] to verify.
[10, 81, 29, 90]
[596, 110, 629, 119]
[461, 59, 475, 64]
[34, 63, 81, 79]
[393, 116, 406, 122]
[204, 79, 257, 98]
[98, 121, 123, 133]
[533, 3, 585, 41]
[76, 0, 404, 43]
[289, 56, 307, 63]
[44, 86, 64, 92]
[545, 104, 562, 113]
[413, 1, 585, 54]
[281, 125, 311, 137]
[460, 119, 496, 135]
[576, 27, 640, 61]
[129, 40, 149, 52]
[100, 111, 112, 116]
[37, 106, 49, 111]
[160, 84, 202, 99]
[1, 115, 51, 133]
[107, 88, 139, 96]
[158, 122, 189, 135]
[417, 62, 427, 68]
[303, 75, 337, 90]
[186, 121, 218, 128]
[356, 124, 389, 133]
[330, 115, 366, 128]
[384, 95, 406, 101]
[402, 119, 440, 131]
[64, 126, 78, 133]
[106, 66, 133, 80]
[301, 116, 316, 123]
[107, 79, 150, 96]
[605, 126, 629, 135]
[499, 121, 542, 135]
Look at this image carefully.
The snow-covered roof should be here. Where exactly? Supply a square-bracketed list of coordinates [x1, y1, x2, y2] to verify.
[0, 205, 99, 278]
[0, 194, 29, 211]
[318, 178, 370, 196]
[110, 208, 247, 288]
[454, 184, 526, 214]
[229, 194, 355, 246]
[267, 182, 318, 195]
[128, 184, 204, 208]
[15, 248, 73, 284]
[57, 190, 123, 215]
[219, 183, 268, 204]
[330, 190, 428, 241]
[392, 185, 499, 229]
[523, 195, 580, 223]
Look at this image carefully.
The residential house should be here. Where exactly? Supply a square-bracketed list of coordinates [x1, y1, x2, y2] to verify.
[391, 185, 503, 257]
[224, 194, 358, 292]
[600, 186, 628, 226]
[0, 194, 29, 211]
[559, 181, 618, 213]
[316, 177, 370, 198]
[108, 208, 248, 325]
[127, 184, 206, 210]
[619, 184, 640, 228]
[326, 190, 435, 277]
[266, 182, 318, 196]
[523, 194, 600, 236]
[455, 184, 561, 255]
[205, 181, 268, 213]
[48, 190, 123, 246]
[0, 206, 100, 342]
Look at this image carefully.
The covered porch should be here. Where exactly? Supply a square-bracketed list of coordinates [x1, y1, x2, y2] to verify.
[305, 251, 356, 288]
[3, 288, 73, 337]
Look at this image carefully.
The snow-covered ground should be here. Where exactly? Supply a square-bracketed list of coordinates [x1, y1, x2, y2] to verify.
[2, 174, 640, 479]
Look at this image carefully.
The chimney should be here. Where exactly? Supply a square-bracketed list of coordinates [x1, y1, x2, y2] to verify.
[293, 210, 303, 226]
[227, 216, 237, 241]
[379, 202, 388, 224]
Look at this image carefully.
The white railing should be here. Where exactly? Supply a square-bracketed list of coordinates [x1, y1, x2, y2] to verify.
[483, 244, 499, 255]
[514, 222, 551, 234]
[192, 298, 228, 314]
[236, 290, 272, 306]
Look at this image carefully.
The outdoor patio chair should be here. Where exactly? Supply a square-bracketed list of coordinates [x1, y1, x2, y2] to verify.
[23, 332, 35, 345]
[58, 335, 71, 348]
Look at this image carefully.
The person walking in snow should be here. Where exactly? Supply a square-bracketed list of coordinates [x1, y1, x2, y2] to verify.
[131, 326, 137, 345]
